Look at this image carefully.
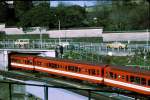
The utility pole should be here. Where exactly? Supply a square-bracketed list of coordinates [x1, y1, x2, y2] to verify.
[39, 27, 42, 48]
[58, 19, 61, 44]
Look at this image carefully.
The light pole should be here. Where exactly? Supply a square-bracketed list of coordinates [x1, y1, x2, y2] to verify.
[93, 17, 97, 26]
[147, 29, 149, 49]
[55, 15, 61, 44]
[58, 19, 61, 44]
[39, 27, 42, 48]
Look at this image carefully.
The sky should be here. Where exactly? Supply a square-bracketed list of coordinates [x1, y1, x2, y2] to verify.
[50, 1, 96, 7]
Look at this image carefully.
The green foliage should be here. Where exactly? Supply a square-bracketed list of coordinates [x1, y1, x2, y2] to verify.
[0, 1, 149, 31]
[14, 1, 32, 19]
[89, 0, 149, 31]
[19, 3, 52, 28]
[0, 1, 8, 22]
[54, 5, 86, 28]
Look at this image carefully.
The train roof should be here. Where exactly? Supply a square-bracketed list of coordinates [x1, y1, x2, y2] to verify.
[109, 65, 150, 76]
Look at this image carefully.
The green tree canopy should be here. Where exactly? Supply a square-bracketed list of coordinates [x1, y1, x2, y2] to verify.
[54, 4, 86, 28]
[0, 1, 8, 22]
[19, 3, 52, 28]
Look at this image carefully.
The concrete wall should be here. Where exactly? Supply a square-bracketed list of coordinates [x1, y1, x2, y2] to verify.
[0, 24, 102, 38]
[47, 28, 103, 38]
[0, 50, 8, 71]
[103, 32, 149, 41]
[1, 24, 149, 41]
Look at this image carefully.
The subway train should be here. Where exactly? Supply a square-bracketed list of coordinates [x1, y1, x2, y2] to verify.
[9, 54, 150, 95]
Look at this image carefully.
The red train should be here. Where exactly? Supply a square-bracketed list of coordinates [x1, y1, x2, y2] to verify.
[9, 54, 150, 95]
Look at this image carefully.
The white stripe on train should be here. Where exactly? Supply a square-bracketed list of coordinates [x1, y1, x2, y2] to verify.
[104, 78, 150, 92]
[11, 63, 150, 92]
[11, 63, 103, 81]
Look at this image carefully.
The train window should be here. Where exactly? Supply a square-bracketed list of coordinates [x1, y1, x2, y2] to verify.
[106, 72, 109, 78]
[88, 69, 91, 75]
[85, 69, 88, 72]
[91, 69, 96, 75]
[17, 59, 21, 63]
[35, 61, 42, 66]
[51, 63, 57, 68]
[11, 58, 15, 62]
[74, 67, 78, 72]
[49, 63, 53, 67]
[59, 65, 62, 68]
[118, 75, 121, 79]
[65, 66, 68, 70]
[141, 78, 146, 85]
[27, 60, 32, 65]
[23, 60, 25, 63]
[148, 80, 150, 86]
[78, 68, 81, 72]
[122, 75, 125, 79]
[109, 72, 113, 78]
[74, 67, 81, 72]
[126, 75, 129, 81]
[130, 76, 134, 82]
[135, 77, 140, 84]
[68, 66, 75, 71]
[97, 70, 100, 75]
[114, 74, 117, 79]
[24, 60, 27, 64]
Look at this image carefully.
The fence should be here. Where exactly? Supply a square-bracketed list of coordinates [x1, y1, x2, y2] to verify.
[0, 81, 100, 100]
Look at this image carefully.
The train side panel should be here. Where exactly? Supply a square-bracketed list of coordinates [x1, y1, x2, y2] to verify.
[104, 66, 150, 95]
[10, 54, 34, 71]
[33, 57, 104, 83]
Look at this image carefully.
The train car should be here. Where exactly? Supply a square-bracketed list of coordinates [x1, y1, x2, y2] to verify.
[10, 54, 105, 83]
[10, 54, 35, 71]
[33, 56, 105, 83]
[104, 65, 150, 95]
[10, 54, 150, 95]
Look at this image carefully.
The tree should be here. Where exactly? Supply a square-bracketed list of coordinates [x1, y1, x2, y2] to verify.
[54, 4, 86, 28]
[19, 3, 53, 28]
[0, 1, 8, 23]
[14, 1, 32, 20]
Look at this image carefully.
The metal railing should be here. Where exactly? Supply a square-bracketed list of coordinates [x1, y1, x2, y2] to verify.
[0, 81, 114, 100]
[0, 80, 145, 100]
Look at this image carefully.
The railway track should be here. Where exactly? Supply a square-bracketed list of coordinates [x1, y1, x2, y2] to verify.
[0, 70, 149, 100]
